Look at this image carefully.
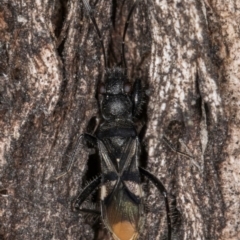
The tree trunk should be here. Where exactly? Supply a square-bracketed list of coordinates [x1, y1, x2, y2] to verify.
[0, 0, 239, 239]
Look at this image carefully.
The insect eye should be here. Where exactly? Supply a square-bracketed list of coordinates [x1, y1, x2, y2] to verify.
[124, 82, 131, 94]
[99, 83, 106, 94]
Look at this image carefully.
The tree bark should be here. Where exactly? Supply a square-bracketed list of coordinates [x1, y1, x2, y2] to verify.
[0, 0, 239, 240]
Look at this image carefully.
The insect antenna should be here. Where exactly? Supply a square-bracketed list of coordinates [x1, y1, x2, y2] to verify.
[82, 0, 107, 68]
[121, 0, 141, 73]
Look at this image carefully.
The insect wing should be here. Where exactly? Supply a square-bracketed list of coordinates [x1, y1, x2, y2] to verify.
[102, 183, 142, 240]
[98, 138, 144, 240]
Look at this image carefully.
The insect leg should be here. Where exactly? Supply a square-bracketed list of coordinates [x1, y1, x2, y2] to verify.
[139, 167, 171, 240]
[163, 136, 193, 159]
[52, 133, 97, 181]
[162, 136, 200, 170]
[78, 208, 101, 215]
[91, 117, 101, 135]
[74, 175, 102, 209]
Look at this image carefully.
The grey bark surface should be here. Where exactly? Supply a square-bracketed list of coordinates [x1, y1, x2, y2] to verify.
[0, 0, 239, 240]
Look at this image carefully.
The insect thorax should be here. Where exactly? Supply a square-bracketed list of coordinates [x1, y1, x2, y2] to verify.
[99, 68, 133, 122]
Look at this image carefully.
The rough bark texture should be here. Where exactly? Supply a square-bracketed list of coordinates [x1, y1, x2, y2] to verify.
[0, 0, 239, 240]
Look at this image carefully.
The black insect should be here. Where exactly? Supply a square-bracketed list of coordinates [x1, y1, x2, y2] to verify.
[55, 0, 172, 239]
